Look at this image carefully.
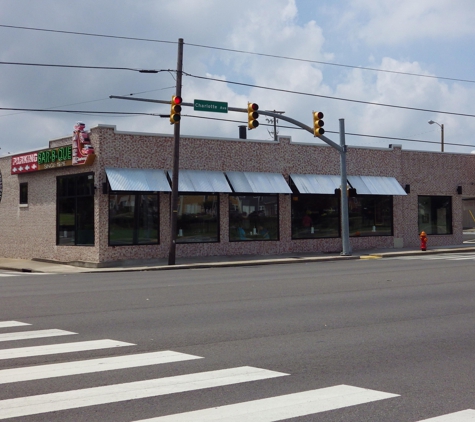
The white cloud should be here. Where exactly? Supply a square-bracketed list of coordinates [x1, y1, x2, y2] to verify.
[340, 0, 475, 45]
[0, 0, 474, 156]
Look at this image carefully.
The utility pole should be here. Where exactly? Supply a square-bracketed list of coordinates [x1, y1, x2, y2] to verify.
[339, 119, 351, 256]
[265, 110, 285, 141]
[168, 38, 184, 265]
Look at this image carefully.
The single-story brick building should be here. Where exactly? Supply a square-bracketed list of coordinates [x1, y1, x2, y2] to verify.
[0, 124, 472, 267]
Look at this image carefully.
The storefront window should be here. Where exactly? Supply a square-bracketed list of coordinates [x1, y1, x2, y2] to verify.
[349, 196, 393, 236]
[291, 195, 339, 239]
[229, 195, 278, 241]
[418, 196, 452, 235]
[109, 193, 159, 245]
[57, 173, 95, 246]
[177, 194, 218, 243]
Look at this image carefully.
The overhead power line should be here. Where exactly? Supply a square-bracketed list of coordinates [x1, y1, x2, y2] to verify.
[1, 59, 473, 119]
[0, 105, 473, 149]
[0, 107, 158, 116]
[183, 115, 475, 149]
[184, 72, 475, 118]
[0, 61, 168, 73]
[0, 24, 474, 84]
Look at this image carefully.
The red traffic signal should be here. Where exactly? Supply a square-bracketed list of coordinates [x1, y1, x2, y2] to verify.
[170, 95, 182, 124]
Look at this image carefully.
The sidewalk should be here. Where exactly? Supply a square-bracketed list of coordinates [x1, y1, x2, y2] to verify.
[1, 243, 475, 274]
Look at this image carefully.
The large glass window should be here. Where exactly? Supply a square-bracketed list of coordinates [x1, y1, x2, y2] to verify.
[176, 194, 218, 243]
[291, 194, 339, 239]
[57, 173, 95, 246]
[349, 195, 393, 236]
[418, 196, 452, 235]
[109, 193, 159, 245]
[229, 195, 278, 241]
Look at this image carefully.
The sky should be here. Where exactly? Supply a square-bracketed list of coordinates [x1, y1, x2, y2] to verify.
[0, 0, 474, 156]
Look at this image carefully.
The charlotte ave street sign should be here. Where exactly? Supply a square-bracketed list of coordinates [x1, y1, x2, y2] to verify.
[194, 99, 228, 113]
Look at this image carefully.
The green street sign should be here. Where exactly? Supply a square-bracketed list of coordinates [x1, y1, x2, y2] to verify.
[194, 99, 228, 113]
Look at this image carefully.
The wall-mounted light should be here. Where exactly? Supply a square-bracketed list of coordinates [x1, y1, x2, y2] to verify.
[457, 186, 462, 195]
[405, 184, 410, 194]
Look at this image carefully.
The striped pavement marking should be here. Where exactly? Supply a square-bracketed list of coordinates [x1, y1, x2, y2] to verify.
[0, 366, 288, 420]
[0, 350, 202, 384]
[0, 328, 76, 342]
[0, 321, 31, 328]
[390, 253, 475, 261]
[132, 385, 399, 421]
[0, 271, 48, 277]
[416, 409, 475, 421]
[0, 339, 134, 360]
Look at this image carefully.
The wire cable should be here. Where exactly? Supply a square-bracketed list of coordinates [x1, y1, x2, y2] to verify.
[1, 24, 474, 84]
[184, 72, 475, 118]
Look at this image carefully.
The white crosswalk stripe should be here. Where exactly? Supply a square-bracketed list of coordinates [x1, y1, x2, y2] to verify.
[0, 320, 31, 328]
[0, 366, 288, 420]
[132, 385, 399, 422]
[390, 252, 475, 261]
[0, 339, 134, 360]
[0, 328, 76, 342]
[0, 350, 202, 384]
[416, 409, 475, 421]
[0, 270, 49, 277]
[1, 319, 467, 421]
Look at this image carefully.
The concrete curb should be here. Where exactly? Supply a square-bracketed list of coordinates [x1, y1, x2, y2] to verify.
[1, 246, 475, 274]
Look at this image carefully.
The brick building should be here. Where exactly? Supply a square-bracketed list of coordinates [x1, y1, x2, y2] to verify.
[0, 124, 472, 267]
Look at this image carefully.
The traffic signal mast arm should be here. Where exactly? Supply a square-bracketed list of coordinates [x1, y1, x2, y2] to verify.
[109, 95, 343, 152]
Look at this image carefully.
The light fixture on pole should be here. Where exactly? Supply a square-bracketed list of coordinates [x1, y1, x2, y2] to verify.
[428, 120, 444, 152]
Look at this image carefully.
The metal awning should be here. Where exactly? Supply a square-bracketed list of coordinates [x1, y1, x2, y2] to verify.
[290, 174, 342, 194]
[290, 174, 407, 196]
[347, 175, 407, 195]
[105, 168, 171, 192]
[167, 169, 232, 193]
[226, 171, 292, 194]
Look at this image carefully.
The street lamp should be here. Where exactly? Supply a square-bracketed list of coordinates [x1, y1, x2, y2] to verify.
[428, 120, 444, 152]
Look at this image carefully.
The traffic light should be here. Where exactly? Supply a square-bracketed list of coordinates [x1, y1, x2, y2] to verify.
[170, 95, 182, 124]
[248, 103, 259, 129]
[313, 111, 325, 137]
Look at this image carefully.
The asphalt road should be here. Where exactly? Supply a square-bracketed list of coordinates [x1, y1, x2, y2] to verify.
[1, 254, 475, 421]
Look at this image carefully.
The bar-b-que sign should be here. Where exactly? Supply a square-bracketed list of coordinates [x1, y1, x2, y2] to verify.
[11, 122, 96, 175]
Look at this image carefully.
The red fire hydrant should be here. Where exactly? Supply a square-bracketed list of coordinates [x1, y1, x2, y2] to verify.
[420, 231, 428, 251]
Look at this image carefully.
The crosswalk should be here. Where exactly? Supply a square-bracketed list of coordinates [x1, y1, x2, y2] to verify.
[390, 252, 475, 261]
[0, 320, 473, 421]
[0, 270, 49, 277]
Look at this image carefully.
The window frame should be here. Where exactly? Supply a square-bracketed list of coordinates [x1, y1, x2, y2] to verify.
[56, 172, 95, 246]
[19, 182, 28, 205]
[229, 194, 279, 242]
[290, 193, 340, 239]
[108, 191, 160, 246]
[175, 193, 220, 244]
[418, 195, 453, 235]
[348, 195, 394, 237]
